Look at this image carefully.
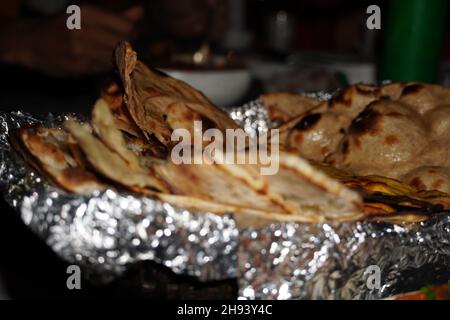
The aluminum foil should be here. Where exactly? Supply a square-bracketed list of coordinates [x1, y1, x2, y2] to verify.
[239, 217, 450, 299]
[229, 99, 271, 137]
[1, 102, 450, 299]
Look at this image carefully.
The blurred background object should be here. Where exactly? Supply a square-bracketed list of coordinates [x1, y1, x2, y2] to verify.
[163, 63, 251, 106]
[2, 0, 450, 113]
[381, 0, 447, 83]
[222, 0, 252, 51]
[266, 10, 295, 54]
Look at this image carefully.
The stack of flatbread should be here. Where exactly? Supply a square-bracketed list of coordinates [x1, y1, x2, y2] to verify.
[12, 42, 449, 225]
[262, 83, 450, 196]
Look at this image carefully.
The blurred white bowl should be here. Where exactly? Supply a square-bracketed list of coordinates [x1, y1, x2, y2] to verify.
[162, 68, 251, 107]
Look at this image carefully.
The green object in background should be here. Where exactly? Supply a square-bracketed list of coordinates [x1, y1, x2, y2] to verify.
[380, 0, 448, 83]
[335, 71, 350, 87]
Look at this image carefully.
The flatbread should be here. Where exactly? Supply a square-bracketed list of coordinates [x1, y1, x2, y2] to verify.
[148, 150, 364, 223]
[14, 40, 449, 225]
[91, 98, 141, 169]
[100, 81, 143, 137]
[275, 83, 408, 162]
[264, 152, 364, 222]
[64, 119, 169, 192]
[114, 41, 240, 145]
[152, 160, 288, 214]
[16, 126, 106, 195]
[260, 92, 321, 124]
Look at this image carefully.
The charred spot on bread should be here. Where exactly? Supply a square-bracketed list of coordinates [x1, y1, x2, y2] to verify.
[294, 113, 321, 131]
[341, 140, 350, 156]
[329, 89, 352, 107]
[410, 177, 426, 190]
[384, 135, 399, 146]
[349, 106, 381, 136]
[402, 84, 425, 96]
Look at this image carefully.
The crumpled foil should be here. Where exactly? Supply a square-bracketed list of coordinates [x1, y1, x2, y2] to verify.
[229, 99, 271, 137]
[239, 217, 450, 299]
[1, 101, 450, 299]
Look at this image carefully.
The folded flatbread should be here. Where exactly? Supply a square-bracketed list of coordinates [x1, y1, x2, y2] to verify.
[260, 92, 321, 124]
[15, 126, 106, 195]
[65, 100, 169, 193]
[114, 41, 240, 145]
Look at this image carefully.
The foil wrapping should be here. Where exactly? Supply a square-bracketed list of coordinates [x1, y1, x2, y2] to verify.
[229, 99, 271, 137]
[239, 217, 450, 299]
[1, 100, 450, 299]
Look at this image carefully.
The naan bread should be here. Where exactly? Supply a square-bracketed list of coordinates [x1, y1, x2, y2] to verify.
[312, 162, 449, 223]
[265, 152, 363, 222]
[152, 160, 288, 214]
[91, 98, 141, 169]
[326, 84, 450, 194]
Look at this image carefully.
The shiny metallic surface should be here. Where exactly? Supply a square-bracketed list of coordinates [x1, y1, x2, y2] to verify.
[239, 217, 450, 299]
[303, 91, 336, 101]
[1, 107, 450, 299]
[229, 99, 270, 136]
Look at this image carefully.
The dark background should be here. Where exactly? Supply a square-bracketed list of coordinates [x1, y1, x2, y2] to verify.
[0, 198, 238, 299]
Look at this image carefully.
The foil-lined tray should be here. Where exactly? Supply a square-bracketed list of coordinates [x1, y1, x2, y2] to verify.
[1, 99, 450, 299]
[0, 112, 238, 282]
